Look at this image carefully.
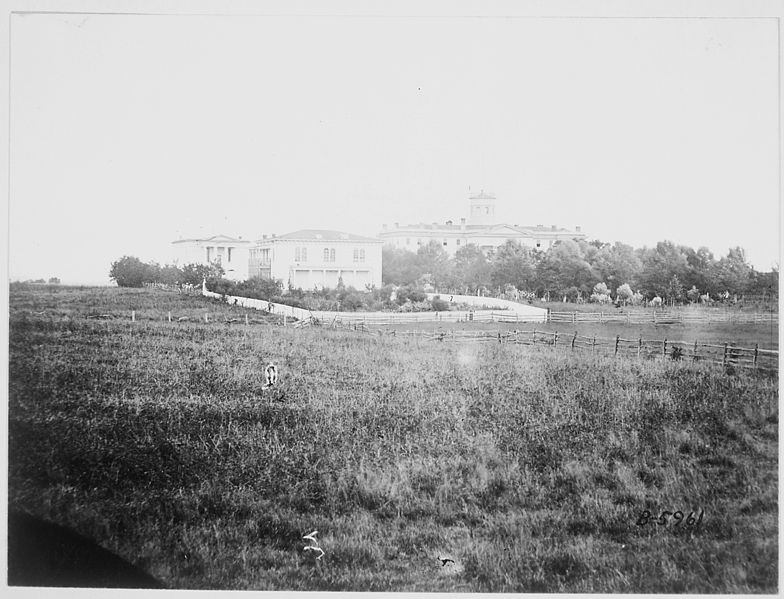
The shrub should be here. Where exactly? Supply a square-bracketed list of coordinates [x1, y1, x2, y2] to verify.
[341, 293, 365, 312]
[430, 296, 450, 311]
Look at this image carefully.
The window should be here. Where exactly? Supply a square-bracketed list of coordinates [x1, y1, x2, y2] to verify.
[301, 247, 307, 261]
[359, 248, 365, 262]
[227, 247, 233, 263]
[206, 247, 213, 262]
[323, 248, 330, 262]
[443, 239, 448, 246]
[295, 247, 307, 262]
[456, 239, 461, 246]
[330, 248, 335, 262]
[353, 248, 359, 262]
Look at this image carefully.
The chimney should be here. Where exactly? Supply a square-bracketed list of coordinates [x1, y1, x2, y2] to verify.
[576, 225, 582, 233]
[394, 222, 399, 228]
[460, 217, 466, 231]
[551, 224, 557, 231]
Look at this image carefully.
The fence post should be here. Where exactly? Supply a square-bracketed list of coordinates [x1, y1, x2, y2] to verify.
[615, 335, 620, 355]
[572, 331, 577, 351]
[653, 310, 656, 324]
[554, 331, 558, 347]
[693, 340, 698, 362]
[245, 314, 249, 326]
[284, 314, 287, 327]
[168, 311, 171, 322]
[131, 310, 135, 322]
[600, 311, 603, 324]
[532, 328, 536, 345]
[592, 336, 596, 352]
[754, 343, 759, 369]
[663, 339, 667, 357]
[205, 313, 209, 323]
[723, 343, 728, 365]
[638, 337, 642, 359]
[573, 311, 576, 324]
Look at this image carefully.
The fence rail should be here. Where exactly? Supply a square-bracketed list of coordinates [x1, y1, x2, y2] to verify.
[319, 320, 779, 372]
[548, 310, 778, 325]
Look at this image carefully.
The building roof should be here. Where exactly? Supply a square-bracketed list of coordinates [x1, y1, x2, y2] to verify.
[172, 234, 250, 244]
[265, 229, 382, 243]
[469, 190, 496, 200]
[380, 222, 581, 235]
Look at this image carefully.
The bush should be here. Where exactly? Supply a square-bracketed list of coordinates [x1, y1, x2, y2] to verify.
[341, 293, 365, 311]
[109, 256, 151, 288]
[430, 296, 450, 311]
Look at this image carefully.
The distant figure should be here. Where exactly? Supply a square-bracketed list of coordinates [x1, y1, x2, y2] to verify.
[267, 303, 273, 313]
[7, 510, 164, 588]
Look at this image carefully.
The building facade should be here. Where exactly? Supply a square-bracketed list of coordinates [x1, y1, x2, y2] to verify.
[249, 229, 383, 290]
[379, 191, 586, 255]
[171, 234, 252, 281]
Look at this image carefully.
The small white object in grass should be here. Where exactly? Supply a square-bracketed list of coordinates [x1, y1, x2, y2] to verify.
[303, 530, 318, 543]
[303, 530, 324, 560]
[264, 363, 278, 387]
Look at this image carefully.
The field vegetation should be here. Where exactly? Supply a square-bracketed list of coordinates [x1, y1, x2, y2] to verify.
[8, 286, 778, 592]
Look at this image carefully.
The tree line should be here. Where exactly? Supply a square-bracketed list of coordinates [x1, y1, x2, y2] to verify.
[110, 237, 778, 307]
[383, 239, 778, 304]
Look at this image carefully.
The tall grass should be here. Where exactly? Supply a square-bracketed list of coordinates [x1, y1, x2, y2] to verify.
[8, 287, 778, 591]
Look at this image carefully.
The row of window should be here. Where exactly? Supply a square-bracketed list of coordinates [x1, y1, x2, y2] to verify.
[292, 247, 366, 263]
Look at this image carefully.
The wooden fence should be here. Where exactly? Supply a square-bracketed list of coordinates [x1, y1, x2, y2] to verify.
[315, 320, 778, 372]
[548, 310, 778, 325]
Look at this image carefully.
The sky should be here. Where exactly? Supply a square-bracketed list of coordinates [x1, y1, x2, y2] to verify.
[7, 5, 782, 284]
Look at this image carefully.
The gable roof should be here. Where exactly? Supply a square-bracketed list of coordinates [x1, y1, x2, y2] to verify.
[172, 234, 249, 244]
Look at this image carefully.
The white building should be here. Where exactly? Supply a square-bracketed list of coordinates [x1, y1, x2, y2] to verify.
[249, 229, 383, 290]
[379, 191, 586, 255]
[171, 234, 251, 281]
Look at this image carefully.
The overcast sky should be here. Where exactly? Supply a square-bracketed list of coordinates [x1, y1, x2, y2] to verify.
[8, 6, 781, 284]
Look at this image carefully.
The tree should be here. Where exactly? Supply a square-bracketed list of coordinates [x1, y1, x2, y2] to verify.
[591, 242, 642, 291]
[48, 277, 61, 285]
[109, 256, 151, 287]
[382, 245, 420, 286]
[489, 240, 538, 292]
[686, 285, 700, 304]
[536, 239, 598, 297]
[416, 241, 451, 290]
[680, 245, 716, 296]
[590, 282, 612, 304]
[616, 283, 633, 305]
[715, 246, 752, 296]
[636, 241, 689, 299]
[450, 244, 491, 293]
[666, 275, 684, 305]
[180, 262, 224, 286]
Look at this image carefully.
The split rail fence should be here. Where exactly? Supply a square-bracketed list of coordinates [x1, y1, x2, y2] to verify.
[322, 322, 778, 372]
[548, 310, 778, 325]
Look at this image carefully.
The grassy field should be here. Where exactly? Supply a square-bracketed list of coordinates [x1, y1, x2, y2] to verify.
[7, 286, 779, 592]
